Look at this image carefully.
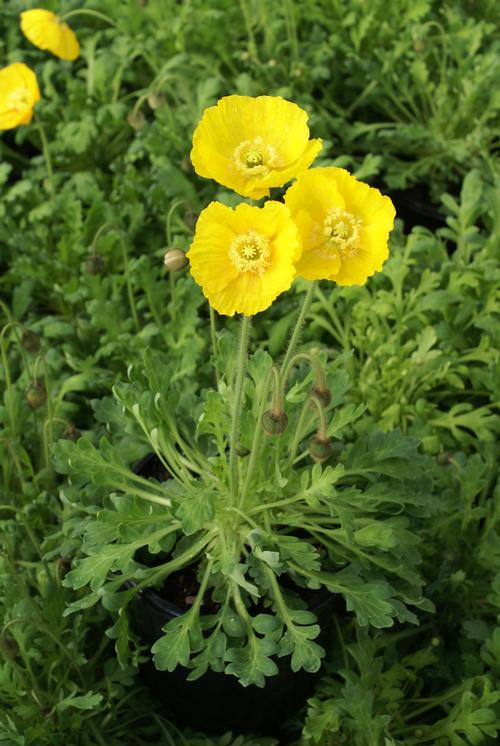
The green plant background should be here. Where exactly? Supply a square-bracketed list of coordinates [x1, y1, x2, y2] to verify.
[0, 0, 499, 743]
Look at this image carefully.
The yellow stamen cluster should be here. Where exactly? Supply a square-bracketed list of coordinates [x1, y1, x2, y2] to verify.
[319, 207, 361, 259]
[229, 231, 271, 275]
[233, 137, 279, 177]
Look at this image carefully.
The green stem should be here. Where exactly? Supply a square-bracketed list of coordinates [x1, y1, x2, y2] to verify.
[280, 281, 317, 375]
[37, 122, 54, 198]
[238, 0, 259, 60]
[229, 315, 251, 498]
[288, 396, 317, 466]
[61, 9, 119, 27]
[209, 306, 219, 388]
[118, 236, 140, 332]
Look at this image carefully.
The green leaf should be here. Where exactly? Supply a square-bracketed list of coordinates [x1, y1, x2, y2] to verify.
[174, 488, 215, 535]
[152, 611, 203, 671]
[55, 690, 103, 712]
[323, 567, 398, 628]
[225, 637, 278, 687]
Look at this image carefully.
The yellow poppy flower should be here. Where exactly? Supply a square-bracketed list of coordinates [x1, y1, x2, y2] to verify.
[20, 9, 80, 61]
[187, 201, 301, 316]
[0, 63, 41, 131]
[284, 167, 395, 285]
[190, 95, 322, 199]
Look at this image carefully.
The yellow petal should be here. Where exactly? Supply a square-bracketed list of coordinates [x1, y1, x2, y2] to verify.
[285, 167, 395, 285]
[187, 200, 300, 316]
[21, 9, 80, 61]
[0, 63, 40, 130]
[190, 95, 321, 197]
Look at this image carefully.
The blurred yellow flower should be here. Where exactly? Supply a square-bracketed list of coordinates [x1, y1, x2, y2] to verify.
[187, 201, 301, 316]
[20, 9, 80, 61]
[191, 95, 322, 199]
[0, 63, 41, 130]
[284, 167, 395, 285]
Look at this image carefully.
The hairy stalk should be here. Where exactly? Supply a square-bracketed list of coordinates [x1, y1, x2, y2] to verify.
[239, 366, 274, 509]
[280, 281, 317, 375]
[229, 315, 251, 498]
[61, 8, 119, 27]
[209, 306, 220, 388]
[37, 122, 54, 198]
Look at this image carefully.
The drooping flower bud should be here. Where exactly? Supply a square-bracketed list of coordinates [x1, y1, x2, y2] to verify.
[308, 435, 332, 463]
[164, 248, 188, 272]
[21, 330, 41, 354]
[262, 410, 288, 436]
[84, 254, 105, 275]
[63, 423, 81, 441]
[26, 381, 47, 410]
[0, 633, 19, 659]
[127, 109, 146, 130]
[180, 156, 192, 174]
[436, 451, 452, 465]
[147, 90, 165, 110]
[236, 446, 250, 457]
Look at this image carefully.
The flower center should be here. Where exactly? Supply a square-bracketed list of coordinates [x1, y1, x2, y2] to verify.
[232, 137, 280, 178]
[8, 89, 30, 111]
[229, 231, 271, 275]
[313, 207, 362, 259]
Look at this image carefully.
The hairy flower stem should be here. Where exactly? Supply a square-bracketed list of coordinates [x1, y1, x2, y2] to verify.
[61, 9, 119, 27]
[280, 281, 317, 376]
[288, 395, 327, 467]
[209, 306, 220, 387]
[239, 366, 275, 509]
[281, 351, 327, 394]
[37, 122, 54, 198]
[229, 315, 251, 498]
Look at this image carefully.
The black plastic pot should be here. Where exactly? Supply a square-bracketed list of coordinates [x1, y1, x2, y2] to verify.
[130, 453, 335, 737]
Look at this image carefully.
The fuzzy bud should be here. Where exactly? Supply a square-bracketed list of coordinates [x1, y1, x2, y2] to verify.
[64, 423, 81, 441]
[127, 109, 146, 130]
[147, 90, 166, 110]
[0, 633, 19, 659]
[164, 248, 188, 272]
[180, 156, 193, 174]
[26, 381, 47, 410]
[312, 385, 331, 407]
[413, 38, 425, 53]
[236, 446, 250, 457]
[262, 410, 288, 436]
[436, 451, 452, 465]
[308, 435, 332, 463]
[21, 330, 41, 354]
[84, 254, 105, 275]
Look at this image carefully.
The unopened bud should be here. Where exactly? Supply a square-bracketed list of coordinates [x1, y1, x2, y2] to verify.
[308, 435, 332, 463]
[147, 90, 166, 110]
[262, 410, 288, 436]
[236, 446, 250, 457]
[127, 109, 146, 130]
[84, 254, 105, 275]
[21, 330, 41, 354]
[180, 157, 192, 174]
[312, 385, 331, 407]
[0, 633, 19, 659]
[26, 381, 47, 410]
[436, 451, 452, 465]
[164, 249, 188, 272]
[414, 38, 425, 53]
[64, 423, 81, 441]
